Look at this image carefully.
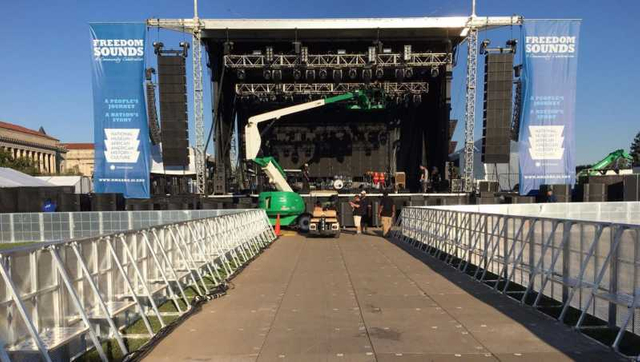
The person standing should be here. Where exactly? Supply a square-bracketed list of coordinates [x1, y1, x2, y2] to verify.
[349, 195, 362, 234]
[545, 189, 557, 203]
[419, 165, 429, 193]
[430, 166, 441, 192]
[302, 163, 310, 192]
[378, 191, 395, 237]
[359, 190, 372, 234]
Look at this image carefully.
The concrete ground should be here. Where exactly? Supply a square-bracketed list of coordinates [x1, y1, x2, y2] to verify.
[144, 231, 623, 362]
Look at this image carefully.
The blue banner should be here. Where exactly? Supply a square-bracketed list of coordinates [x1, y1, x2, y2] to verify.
[518, 20, 581, 195]
[90, 23, 150, 198]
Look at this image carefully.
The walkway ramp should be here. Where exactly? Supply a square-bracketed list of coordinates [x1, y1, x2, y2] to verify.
[145, 233, 622, 361]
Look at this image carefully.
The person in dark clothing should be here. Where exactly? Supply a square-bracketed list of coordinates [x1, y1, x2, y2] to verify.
[302, 163, 310, 192]
[430, 166, 441, 192]
[378, 191, 396, 236]
[545, 190, 558, 203]
[358, 190, 372, 234]
[349, 195, 363, 234]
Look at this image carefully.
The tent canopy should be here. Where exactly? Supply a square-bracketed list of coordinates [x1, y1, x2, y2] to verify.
[0, 168, 55, 188]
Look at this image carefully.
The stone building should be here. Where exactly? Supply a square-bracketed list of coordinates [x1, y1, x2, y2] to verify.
[0, 120, 66, 174]
[61, 143, 95, 176]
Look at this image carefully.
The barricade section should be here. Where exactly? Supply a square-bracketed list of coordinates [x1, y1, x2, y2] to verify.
[392, 202, 640, 357]
[0, 209, 276, 361]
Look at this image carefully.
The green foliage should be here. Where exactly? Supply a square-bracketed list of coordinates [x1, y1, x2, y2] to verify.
[0, 149, 41, 176]
[631, 131, 640, 167]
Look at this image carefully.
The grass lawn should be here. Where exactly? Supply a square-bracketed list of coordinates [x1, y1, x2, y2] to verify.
[0, 242, 35, 251]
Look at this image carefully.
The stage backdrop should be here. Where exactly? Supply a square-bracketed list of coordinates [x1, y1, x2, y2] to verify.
[90, 23, 150, 198]
[518, 20, 581, 195]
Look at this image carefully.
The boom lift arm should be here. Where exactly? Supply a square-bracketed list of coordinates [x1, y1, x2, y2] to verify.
[577, 149, 633, 178]
[244, 90, 381, 192]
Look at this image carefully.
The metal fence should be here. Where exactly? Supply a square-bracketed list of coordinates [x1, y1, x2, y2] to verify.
[0, 209, 276, 361]
[0, 210, 245, 244]
[392, 202, 640, 356]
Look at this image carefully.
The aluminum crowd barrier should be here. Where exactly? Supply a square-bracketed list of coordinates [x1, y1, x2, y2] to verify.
[0, 210, 244, 244]
[0, 209, 276, 361]
[390, 202, 640, 357]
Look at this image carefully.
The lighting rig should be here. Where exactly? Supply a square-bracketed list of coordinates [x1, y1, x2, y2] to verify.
[224, 41, 453, 104]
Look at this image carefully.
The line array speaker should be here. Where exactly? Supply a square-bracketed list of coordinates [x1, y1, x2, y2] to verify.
[481, 53, 514, 164]
[158, 55, 190, 167]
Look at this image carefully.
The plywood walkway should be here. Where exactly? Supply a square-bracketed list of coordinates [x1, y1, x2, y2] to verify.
[144, 232, 622, 362]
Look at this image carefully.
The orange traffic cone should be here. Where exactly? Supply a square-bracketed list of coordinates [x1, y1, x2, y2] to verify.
[274, 213, 281, 237]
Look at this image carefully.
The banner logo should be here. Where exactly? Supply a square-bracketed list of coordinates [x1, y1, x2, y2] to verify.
[525, 36, 576, 54]
[93, 39, 144, 59]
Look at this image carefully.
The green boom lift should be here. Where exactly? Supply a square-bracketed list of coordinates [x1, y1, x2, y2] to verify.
[245, 90, 384, 226]
[577, 149, 633, 178]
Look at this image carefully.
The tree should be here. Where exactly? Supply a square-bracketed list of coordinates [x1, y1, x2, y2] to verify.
[0, 149, 41, 176]
[631, 131, 640, 167]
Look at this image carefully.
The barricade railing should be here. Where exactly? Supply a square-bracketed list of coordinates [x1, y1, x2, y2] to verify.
[0, 210, 244, 244]
[390, 203, 640, 357]
[0, 209, 276, 361]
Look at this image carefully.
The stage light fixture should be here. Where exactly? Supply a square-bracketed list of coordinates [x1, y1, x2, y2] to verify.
[413, 94, 422, 104]
[375, 67, 384, 79]
[272, 69, 282, 82]
[480, 39, 491, 54]
[319, 69, 328, 80]
[362, 68, 372, 83]
[305, 69, 316, 82]
[152, 42, 164, 54]
[395, 68, 405, 81]
[293, 68, 303, 81]
[293, 41, 302, 54]
[348, 68, 358, 80]
[236, 69, 246, 80]
[368, 46, 376, 63]
[430, 66, 440, 78]
[332, 69, 343, 83]
[223, 41, 234, 55]
[301, 47, 309, 64]
[337, 49, 346, 55]
[263, 69, 272, 81]
[506, 39, 518, 54]
[266, 46, 274, 62]
[403, 45, 412, 61]
[404, 67, 414, 79]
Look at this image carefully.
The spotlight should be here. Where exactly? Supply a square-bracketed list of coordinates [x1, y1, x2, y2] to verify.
[348, 68, 358, 80]
[223, 41, 234, 55]
[293, 41, 301, 54]
[395, 68, 405, 81]
[263, 69, 272, 81]
[272, 69, 282, 82]
[480, 39, 491, 54]
[319, 69, 328, 80]
[413, 94, 422, 104]
[332, 69, 343, 83]
[506, 39, 518, 54]
[266, 46, 274, 62]
[305, 69, 316, 82]
[430, 67, 440, 78]
[293, 68, 303, 81]
[404, 67, 414, 79]
[374, 67, 384, 79]
[362, 68, 372, 83]
[236, 69, 246, 80]
[152, 42, 164, 54]
[301, 47, 309, 64]
[368, 46, 376, 63]
[403, 45, 412, 61]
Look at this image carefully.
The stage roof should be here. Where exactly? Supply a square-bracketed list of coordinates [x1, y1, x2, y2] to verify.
[147, 16, 522, 41]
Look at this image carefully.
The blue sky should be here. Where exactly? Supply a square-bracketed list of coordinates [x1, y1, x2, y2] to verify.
[0, 0, 638, 165]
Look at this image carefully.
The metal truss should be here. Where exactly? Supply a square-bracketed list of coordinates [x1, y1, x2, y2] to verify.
[224, 52, 452, 69]
[192, 15, 206, 194]
[462, 27, 478, 193]
[235, 82, 428, 97]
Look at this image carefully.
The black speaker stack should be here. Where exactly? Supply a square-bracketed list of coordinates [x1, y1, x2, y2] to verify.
[157, 54, 190, 167]
[481, 53, 514, 164]
[623, 174, 640, 201]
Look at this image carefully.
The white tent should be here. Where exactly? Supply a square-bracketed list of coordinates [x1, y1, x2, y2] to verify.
[36, 176, 92, 194]
[0, 168, 55, 188]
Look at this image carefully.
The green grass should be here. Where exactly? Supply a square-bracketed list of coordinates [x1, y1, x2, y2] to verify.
[0, 242, 35, 251]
